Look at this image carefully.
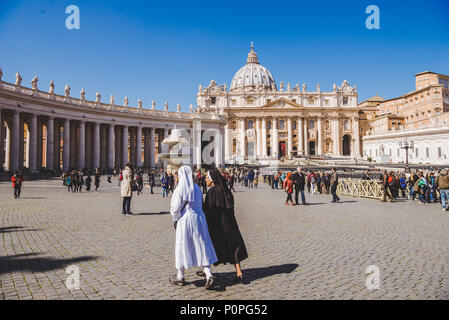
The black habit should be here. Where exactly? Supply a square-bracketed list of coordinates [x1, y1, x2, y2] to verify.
[203, 169, 248, 265]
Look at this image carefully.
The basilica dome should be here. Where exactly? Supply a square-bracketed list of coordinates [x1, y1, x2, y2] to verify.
[230, 44, 276, 92]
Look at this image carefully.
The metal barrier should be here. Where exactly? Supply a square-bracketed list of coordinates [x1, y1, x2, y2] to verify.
[337, 178, 384, 200]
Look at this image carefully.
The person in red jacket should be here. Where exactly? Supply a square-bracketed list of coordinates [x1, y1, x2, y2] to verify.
[11, 171, 23, 199]
[284, 172, 295, 206]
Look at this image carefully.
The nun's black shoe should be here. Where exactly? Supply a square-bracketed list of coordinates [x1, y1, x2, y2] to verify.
[196, 271, 206, 277]
[205, 276, 215, 289]
[233, 275, 246, 284]
[169, 275, 185, 286]
[127, 212, 133, 215]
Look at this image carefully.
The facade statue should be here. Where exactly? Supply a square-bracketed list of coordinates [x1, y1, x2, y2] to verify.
[49, 80, 55, 94]
[64, 84, 70, 97]
[151, 100, 155, 110]
[177, 104, 181, 112]
[124, 96, 129, 107]
[189, 104, 193, 113]
[164, 102, 168, 111]
[271, 82, 276, 92]
[31, 75, 39, 90]
[137, 99, 143, 108]
[333, 83, 337, 91]
[295, 83, 300, 92]
[80, 88, 85, 100]
[96, 91, 101, 103]
[302, 83, 306, 92]
[0, 68, 3, 81]
[198, 84, 202, 93]
[287, 82, 291, 92]
[110, 94, 115, 105]
[279, 81, 284, 91]
[15, 72, 22, 86]
[317, 83, 320, 92]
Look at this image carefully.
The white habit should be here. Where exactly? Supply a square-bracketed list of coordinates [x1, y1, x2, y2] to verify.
[170, 166, 217, 269]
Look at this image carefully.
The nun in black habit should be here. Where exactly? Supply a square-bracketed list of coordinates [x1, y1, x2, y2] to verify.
[203, 169, 248, 283]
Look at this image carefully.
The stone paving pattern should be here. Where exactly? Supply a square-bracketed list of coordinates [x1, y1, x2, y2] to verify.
[1, 178, 448, 300]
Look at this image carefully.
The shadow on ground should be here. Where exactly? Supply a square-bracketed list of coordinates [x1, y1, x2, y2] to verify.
[0, 226, 41, 233]
[189, 263, 299, 291]
[0, 253, 99, 275]
[136, 211, 170, 216]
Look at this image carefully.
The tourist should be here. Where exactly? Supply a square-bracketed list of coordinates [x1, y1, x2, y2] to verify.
[293, 167, 307, 205]
[284, 172, 295, 206]
[248, 169, 254, 189]
[11, 171, 23, 199]
[310, 171, 317, 195]
[436, 168, 449, 211]
[228, 172, 236, 192]
[136, 171, 144, 195]
[399, 173, 407, 198]
[161, 172, 169, 198]
[85, 175, 92, 191]
[330, 167, 340, 203]
[148, 170, 155, 194]
[203, 169, 248, 283]
[94, 169, 101, 192]
[121, 163, 133, 215]
[169, 165, 217, 289]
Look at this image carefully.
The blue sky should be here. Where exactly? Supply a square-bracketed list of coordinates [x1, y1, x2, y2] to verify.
[0, 0, 448, 111]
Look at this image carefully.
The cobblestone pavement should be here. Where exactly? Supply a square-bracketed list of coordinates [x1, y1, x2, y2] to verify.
[1, 178, 448, 300]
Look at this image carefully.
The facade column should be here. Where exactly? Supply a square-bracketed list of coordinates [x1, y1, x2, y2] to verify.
[214, 127, 222, 168]
[303, 116, 308, 156]
[63, 119, 70, 171]
[108, 124, 115, 169]
[93, 122, 100, 169]
[5, 122, 11, 170]
[297, 117, 303, 156]
[261, 117, 267, 157]
[29, 114, 38, 172]
[271, 117, 278, 159]
[122, 125, 128, 166]
[79, 121, 86, 169]
[255, 118, 261, 158]
[46, 117, 54, 170]
[136, 126, 142, 168]
[239, 118, 246, 159]
[224, 121, 231, 163]
[287, 117, 292, 157]
[143, 129, 149, 168]
[150, 128, 156, 168]
[353, 116, 360, 157]
[333, 116, 340, 156]
[317, 116, 323, 156]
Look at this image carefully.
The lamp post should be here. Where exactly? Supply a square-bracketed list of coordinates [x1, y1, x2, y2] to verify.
[398, 139, 414, 173]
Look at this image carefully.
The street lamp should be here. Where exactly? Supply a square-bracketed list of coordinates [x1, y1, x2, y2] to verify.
[398, 139, 414, 173]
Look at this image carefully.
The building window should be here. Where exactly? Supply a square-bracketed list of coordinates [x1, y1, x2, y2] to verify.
[426, 148, 430, 158]
[293, 121, 297, 130]
[344, 120, 350, 131]
[211, 97, 216, 104]
[267, 121, 271, 130]
[438, 147, 442, 158]
[343, 97, 348, 105]
[309, 120, 314, 129]
[279, 120, 285, 130]
[267, 99, 271, 104]
[248, 120, 253, 129]
[231, 99, 237, 105]
[415, 148, 418, 157]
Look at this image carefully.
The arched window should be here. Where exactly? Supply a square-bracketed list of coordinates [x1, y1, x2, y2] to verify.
[292, 121, 297, 130]
[247, 120, 253, 129]
[279, 120, 285, 130]
[267, 121, 272, 130]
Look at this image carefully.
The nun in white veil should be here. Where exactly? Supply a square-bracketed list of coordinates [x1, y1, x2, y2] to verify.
[169, 165, 217, 289]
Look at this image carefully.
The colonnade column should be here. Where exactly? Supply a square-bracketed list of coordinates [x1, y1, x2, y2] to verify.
[261, 117, 267, 157]
[29, 114, 38, 172]
[287, 117, 292, 158]
[46, 117, 54, 170]
[93, 122, 100, 169]
[136, 126, 142, 168]
[108, 124, 115, 169]
[214, 128, 222, 167]
[297, 117, 303, 156]
[224, 122, 230, 163]
[317, 116, 323, 156]
[122, 125, 128, 166]
[150, 128, 156, 168]
[79, 120, 85, 169]
[63, 119, 70, 171]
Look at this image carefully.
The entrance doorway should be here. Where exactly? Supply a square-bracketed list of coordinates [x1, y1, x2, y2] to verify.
[309, 141, 316, 156]
[279, 141, 286, 158]
[342, 135, 351, 156]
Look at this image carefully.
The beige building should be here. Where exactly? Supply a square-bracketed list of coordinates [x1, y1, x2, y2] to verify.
[376, 71, 449, 128]
[197, 44, 363, 164]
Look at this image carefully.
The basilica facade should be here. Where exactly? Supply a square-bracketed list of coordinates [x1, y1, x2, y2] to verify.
[197, 44, 362, 164]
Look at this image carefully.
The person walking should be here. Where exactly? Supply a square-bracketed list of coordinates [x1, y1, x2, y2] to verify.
[85, 175, 92, 191]
[330, 167, 340, 203]
[11, 171, 23, 199]
[292, 167, 307, 205]
[284, 172, 295, 206]
[228, 173, 236, 192]
[94, 169, 101, 192]
[148, 170, 155, 194]
[436, 168, 449, 211]
[203, 169, 248, 283]
[169, 166, 217, 289]
[161, 172, 169, 198]
[121, 164, 133, 215]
